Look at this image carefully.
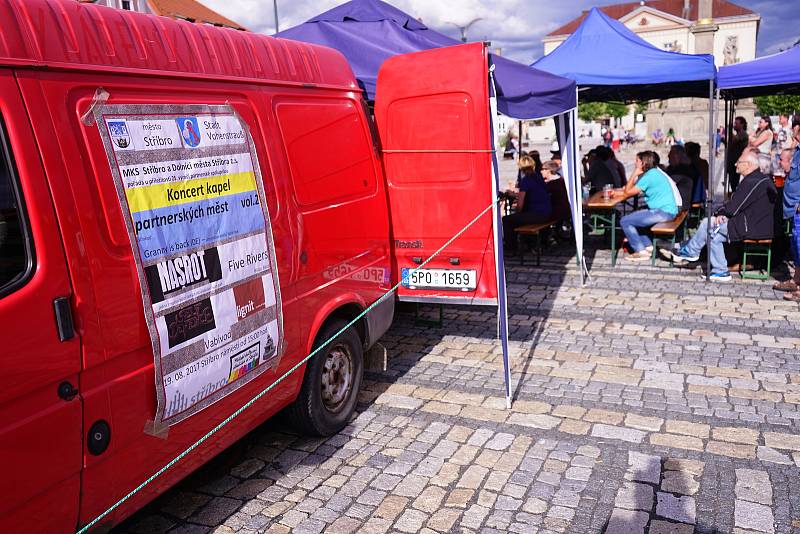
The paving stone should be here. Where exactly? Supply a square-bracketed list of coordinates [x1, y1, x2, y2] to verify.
[584, 409, 624, 425]
[604, 509, 649, 534]
[486, 433, 515, 451]
[413, 485, 446, 513]
[624, 413, 663, 431]
[507, 413, 561, 429]
[551, 405, 587, 419]
[706, 441, 756, 459]
[395, 509, 428, 533]
[650, 433, 704, 452]
[735, 500, 775, 533]
[756, 446, 793, 465]
[712, 426, 759, 445]
[656, 493, 696, 524]
[614, 482, 654, 511]
[648, 519, 696, 534]
[665, 419, 710, 438]
[735, 469, 773, 505]
[591, 424, 645, 443]
[426, 508, 461, 532]
[661, 471, 700, 496]
[763, 432, 800, 451]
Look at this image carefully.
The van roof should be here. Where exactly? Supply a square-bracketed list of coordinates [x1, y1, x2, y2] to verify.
[0, 0, 359, 91]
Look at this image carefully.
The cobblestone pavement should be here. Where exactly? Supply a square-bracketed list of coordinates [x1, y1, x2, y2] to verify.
[116, 241, 800, 534]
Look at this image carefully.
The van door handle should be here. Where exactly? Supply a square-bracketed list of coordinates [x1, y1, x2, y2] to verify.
[53, 297, 75, 341]
[300, 251, 308, 264]
[58, 381, 78, 401]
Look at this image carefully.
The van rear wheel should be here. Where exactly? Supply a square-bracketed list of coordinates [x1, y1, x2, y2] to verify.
[287, 319, 363, 436]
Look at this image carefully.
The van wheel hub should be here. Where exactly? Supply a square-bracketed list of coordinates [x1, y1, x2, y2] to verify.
[321, 345, 352, 412]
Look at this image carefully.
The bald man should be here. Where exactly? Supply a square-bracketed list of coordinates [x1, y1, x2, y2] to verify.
[668, 149, 777, 282]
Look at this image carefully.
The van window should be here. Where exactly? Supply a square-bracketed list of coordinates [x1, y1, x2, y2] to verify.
[0, 121, 30, 296]
[384, 92, 474, 185]
[275, 99, 376, 207]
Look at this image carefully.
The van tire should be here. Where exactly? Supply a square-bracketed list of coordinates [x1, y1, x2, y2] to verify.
[287, 319, 363, 436]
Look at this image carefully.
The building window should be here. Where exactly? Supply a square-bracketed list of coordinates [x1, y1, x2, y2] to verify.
[121, 0, 131, 10]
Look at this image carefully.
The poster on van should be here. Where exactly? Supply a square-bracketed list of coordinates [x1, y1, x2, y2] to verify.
[94, 103, 283, 428]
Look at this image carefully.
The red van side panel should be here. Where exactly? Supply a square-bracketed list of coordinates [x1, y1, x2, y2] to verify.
[0, 70, 82, 533]
[18, 69, 388, 529]
[374, 43, 497, 305]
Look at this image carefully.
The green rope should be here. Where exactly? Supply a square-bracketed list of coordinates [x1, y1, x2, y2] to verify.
[77, 199, 498, 533]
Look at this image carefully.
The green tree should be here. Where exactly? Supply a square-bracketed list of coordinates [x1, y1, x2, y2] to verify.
[753, 95, 800, 116]
[578, 102, 607, 122]
[605, 102, 629, 120]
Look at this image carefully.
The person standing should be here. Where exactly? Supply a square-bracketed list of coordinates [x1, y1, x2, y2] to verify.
[750, 116, 774, 155]
[727, 116, 749, 192]
[775, 119, 800, 301]
[614, 151, 680, 262]
[776, 115, 795, 152]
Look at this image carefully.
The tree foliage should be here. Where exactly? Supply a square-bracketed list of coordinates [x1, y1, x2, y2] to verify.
[578, 102, 607, 122]
[577, 101, 631, 121]
[753, 95, 800, 117]
[605, 102, 629, 119]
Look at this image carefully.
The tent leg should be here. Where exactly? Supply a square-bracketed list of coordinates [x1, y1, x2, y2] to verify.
[488, 69, 513, 410]
[706, 80, 717, 282]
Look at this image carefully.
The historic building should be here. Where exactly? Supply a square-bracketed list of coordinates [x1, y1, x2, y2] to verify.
[542, 0, 760, 142]
[77, 0, 245, 30]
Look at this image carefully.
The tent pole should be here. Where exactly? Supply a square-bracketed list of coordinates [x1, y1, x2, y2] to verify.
[706, 80, 716, 282]
[723, 97, 729, 195]
[488, 67, 513, 410]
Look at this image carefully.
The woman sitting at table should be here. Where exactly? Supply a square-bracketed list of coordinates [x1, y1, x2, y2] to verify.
[613, 151, 680, 262]
[503, 155, 552, 254]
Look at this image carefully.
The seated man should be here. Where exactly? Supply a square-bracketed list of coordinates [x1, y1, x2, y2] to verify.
[668, 149, 777, 282]
[613, 151, 681, 262]
[503, 155, 552, 254]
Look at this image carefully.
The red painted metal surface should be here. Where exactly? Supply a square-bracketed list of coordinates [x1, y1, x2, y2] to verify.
[0, 69, 82, 534]
[375, 43, 498, 304]
[0, 0, 357, 90]
[0, 0, 389, 531]
[0, 2, 499, 531]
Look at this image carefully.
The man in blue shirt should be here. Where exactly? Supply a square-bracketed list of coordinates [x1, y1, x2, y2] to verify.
[774, 118, 800, 301]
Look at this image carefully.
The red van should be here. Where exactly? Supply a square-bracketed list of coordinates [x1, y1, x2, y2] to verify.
[0, 1, 499, 532]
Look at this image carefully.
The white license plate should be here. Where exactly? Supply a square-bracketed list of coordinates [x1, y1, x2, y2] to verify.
[401, 268, 476, 291]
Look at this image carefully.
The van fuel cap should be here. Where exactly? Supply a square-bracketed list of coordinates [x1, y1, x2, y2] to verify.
[87, 420, 111, 456]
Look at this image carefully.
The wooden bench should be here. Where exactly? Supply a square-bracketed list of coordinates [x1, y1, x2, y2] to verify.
[514, 220, 557, 266]
[741, 239, 772, 280]
[650, 210, 688, 266]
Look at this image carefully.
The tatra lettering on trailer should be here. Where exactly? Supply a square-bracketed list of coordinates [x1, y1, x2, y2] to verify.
[95, 103, 284, 427]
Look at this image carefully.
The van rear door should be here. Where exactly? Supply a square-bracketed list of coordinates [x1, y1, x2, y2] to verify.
[374, 42, 497, 305]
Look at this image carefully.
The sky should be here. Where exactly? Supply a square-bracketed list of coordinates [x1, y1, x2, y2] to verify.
[200, 0, 798, 64]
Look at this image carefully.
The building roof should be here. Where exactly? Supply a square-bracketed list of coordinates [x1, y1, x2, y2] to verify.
[546, 0, 755, 37]
[147, 0, 245, 30]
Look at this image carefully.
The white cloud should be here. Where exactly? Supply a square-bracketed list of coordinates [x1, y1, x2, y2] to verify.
[198, 0, 597, 63]
[198, 0, 795, 64]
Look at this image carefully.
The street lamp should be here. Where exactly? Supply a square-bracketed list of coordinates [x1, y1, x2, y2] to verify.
[446, 17, 483, 43]
[273, 0, 279, 33]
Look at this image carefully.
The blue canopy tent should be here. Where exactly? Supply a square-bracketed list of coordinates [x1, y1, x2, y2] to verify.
[276, 0, 583, 408]
[276, 0, 577, 119]
[718, 44, 800, 195]
[532, 7, 716, 102]
[719, 44, 800, 98]
[533, 7, 721, 280]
